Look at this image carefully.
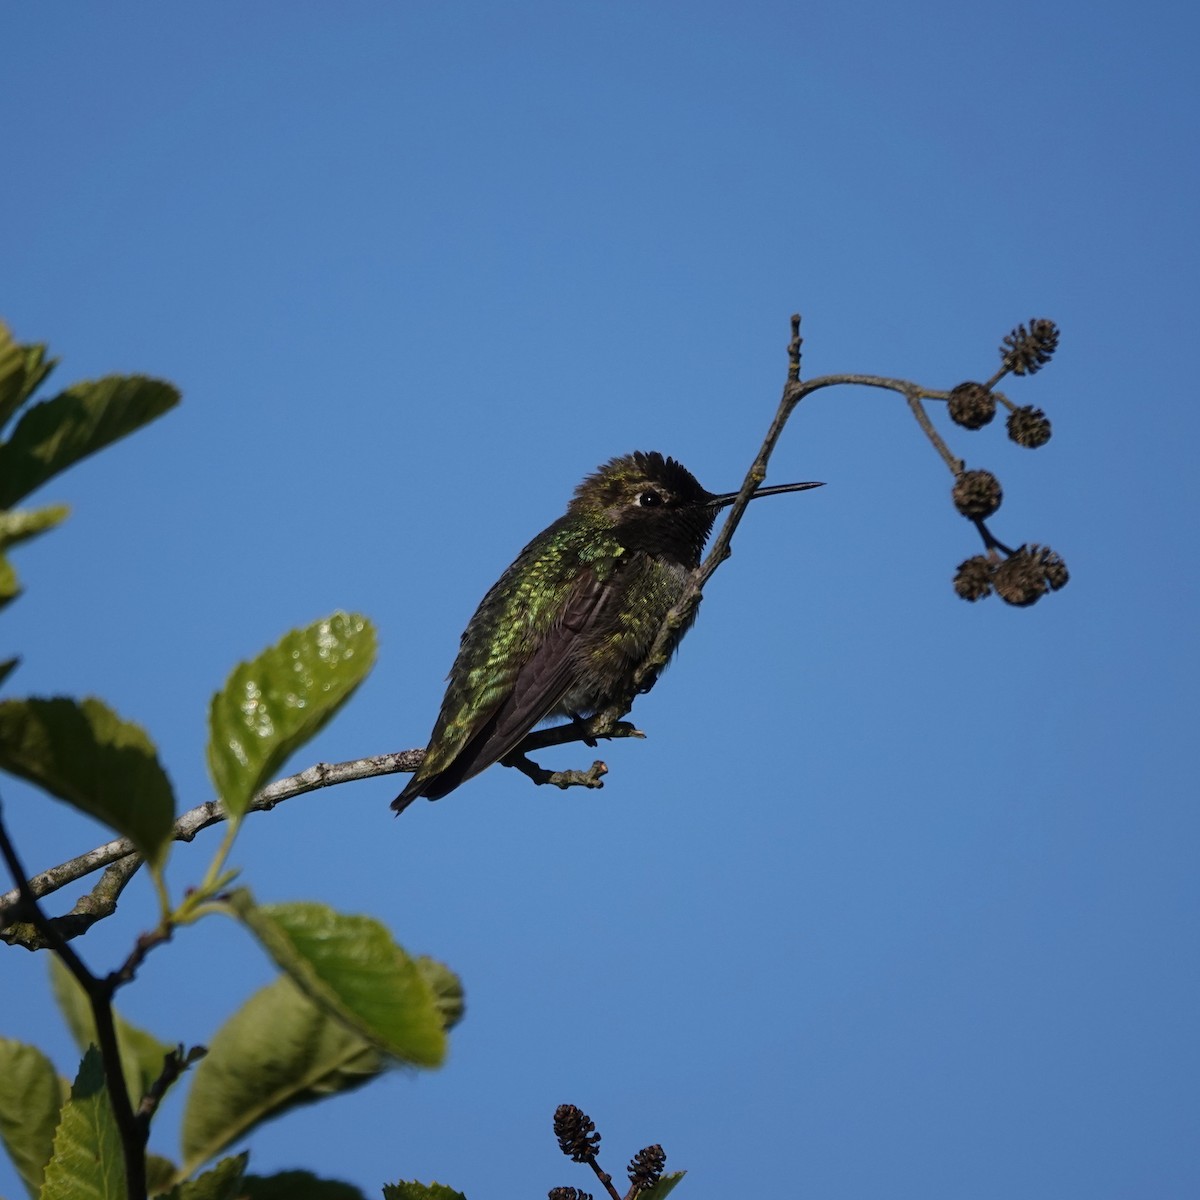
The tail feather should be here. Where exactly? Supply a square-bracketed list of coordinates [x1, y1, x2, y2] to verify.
[390, 775, 427, 814]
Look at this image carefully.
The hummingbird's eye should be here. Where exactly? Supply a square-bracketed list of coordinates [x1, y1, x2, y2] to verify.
[637, 489, 664, 507]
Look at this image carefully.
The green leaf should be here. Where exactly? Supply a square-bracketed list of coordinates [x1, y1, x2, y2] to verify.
[414, 957, 466, 1032]
[0, 554, 19, 611]
[0, 374, 179, 508]
[0, 696, 175, 869]
[18, 346, 58, 418]
[226, 892, 447, 1067]
[0, 657, 18, 689]
[0, 323, 56, 434]
[381, 1183, 465, 1200]
[0, 1039, 67, 1199]
[0, 505, 70, 551]
[147, 1154, 178, 1197]
[207, 613, 376, 819]
[38, 1047, 124, 1200]
[179, 976, 384, 1178]
[49, 956, 177, 1110]
[639, 1170, 687, 1199]
[158, 1153, 248, 1200]
[241, 1171, 367, 1200]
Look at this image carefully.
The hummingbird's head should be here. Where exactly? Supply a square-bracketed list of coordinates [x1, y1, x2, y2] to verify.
[570, 451, 711, 516]
[568, 451, 822, 568]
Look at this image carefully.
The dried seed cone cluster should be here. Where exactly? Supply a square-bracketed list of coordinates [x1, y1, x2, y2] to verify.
[1007, 405, 1052, 448]
[953, 545, 1069, 606]
[953, 555, 995, 601]
[942, 318, 1064, 607]
[945, 318, 1058, 452]
[1000, 318, 1059, 376]
[995, 545, 1069, 606]
[550, 1105, 669, 1200]
[946, 384, 1054, 450]
[952, 469, 1003, 519]
[947, 381, 996, 430]
[628, 1144, 667, 1192]
[554, 1104, 601, 1162]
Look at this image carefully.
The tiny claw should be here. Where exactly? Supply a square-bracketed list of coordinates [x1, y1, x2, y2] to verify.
[636, 671, 660, 695]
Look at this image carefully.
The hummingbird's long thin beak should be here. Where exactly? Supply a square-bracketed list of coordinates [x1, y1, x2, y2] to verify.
[708, 480, 824, 509]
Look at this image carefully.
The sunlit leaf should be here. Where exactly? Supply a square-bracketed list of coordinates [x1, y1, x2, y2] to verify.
[39, 1047, 123, 1200]
[49, 956, 176, 1108]
[180, 976, 384, 1178]
[0, 504, 70, 551]
[19, 345, 58, 413]
[226, 892, 447, 1067]
[0, 554, 19, 611]
[0, 324, 29, 432]
[0, 374, 179, 508]
[207, 612, 376, 819]
[0, 696, 175, 869]
[0, 323, 56, 434]
[0, 1039, 67, 1199]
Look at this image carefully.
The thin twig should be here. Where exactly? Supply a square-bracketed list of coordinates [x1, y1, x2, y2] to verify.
[585, 1157, 623, 1200]
[972, 518, 1017, 557]
[111, 923, 175, 989]
[904, 391, 964, 475]
[0, 751, 423, 925]
[585, 317, 819, 730]
[135, 1045, 206, 1132]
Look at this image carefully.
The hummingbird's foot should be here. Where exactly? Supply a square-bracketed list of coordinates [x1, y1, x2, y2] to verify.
[503, 750, 608, 791]
[568, 711, 599, 748]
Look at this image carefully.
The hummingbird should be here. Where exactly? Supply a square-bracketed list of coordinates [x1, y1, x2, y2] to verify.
[392, 451, 821, 813]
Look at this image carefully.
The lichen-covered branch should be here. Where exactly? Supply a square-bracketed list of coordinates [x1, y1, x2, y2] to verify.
[0, 750, 423, 939]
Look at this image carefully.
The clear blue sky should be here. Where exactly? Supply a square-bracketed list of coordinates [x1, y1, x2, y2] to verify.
[2, 3, 1197, 1197]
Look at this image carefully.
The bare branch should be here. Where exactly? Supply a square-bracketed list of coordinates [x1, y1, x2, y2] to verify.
[0, 750, 423, 929]
[2, 854, 141, 950]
